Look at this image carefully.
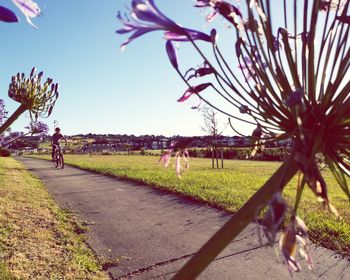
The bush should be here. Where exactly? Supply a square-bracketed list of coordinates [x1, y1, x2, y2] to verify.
[0, 148, 11, 157]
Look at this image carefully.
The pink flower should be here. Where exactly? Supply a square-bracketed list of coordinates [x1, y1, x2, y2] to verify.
[175, 149, 189, 178]
[177, 83, 212, 102]
[194, 0, 242, 27]
[279, 216, 313, 275]
[159, 139, 193, 178]
[185, 62, 215, 81]
[159, 150, 172, 168]
[12, 0, 41, 29]
[117, 0, 211, 49]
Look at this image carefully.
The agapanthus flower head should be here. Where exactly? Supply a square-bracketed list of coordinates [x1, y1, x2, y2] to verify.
[116, 0, 211, 49]
[9, 131, 23, 139]
[27, 121, 49, 136]
[119, 0, 350, 275]
[8, 67, 59, 120]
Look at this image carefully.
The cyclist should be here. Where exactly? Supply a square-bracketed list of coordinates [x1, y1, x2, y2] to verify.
[51, 127, 68, 161]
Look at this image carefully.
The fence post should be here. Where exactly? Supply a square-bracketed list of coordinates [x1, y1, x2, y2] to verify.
[221, 149, 223, 169]
[211, 147, 214, 169]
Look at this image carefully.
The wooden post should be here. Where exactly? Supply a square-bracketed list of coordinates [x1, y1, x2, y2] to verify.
[211, 148, 214, 169]
[221, 149, 224, 169]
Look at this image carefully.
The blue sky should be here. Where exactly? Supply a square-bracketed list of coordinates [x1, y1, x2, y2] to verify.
[0, 0, 298, 137]
[1, 0, 223, 136]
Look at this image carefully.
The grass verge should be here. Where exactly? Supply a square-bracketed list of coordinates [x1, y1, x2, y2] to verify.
[0, 157, 109, 280]
[29, 154, 350, 257]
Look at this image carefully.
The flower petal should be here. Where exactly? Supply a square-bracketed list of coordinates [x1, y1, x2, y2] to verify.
[0, 5, 18, 23]
[12, 0, 41, 28]
[177, 88, 195, 102]
[166, 40, 178, 69]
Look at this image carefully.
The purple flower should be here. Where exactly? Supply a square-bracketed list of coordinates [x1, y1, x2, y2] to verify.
[252, 124, 263, 139]
[177, 83, 212, 103]
[0, 131, 23, 147]
[194, 0, 242, 27]
[272, 36, 282, 52]
[239, 105, 249, 114]
[164, 29, 211, 42]
[286, 89, 306, 111]
[166, 40, 178, 69]
[117, 0, 211, 49]
[239, 55, 268, 79]
[28, 121, 49, 136]
[9, 131, 23, 138]
[12, 0, 41, 29]
[185, 62, 215, 81]
[261, 192, 287, 243]
[0, 5, 18, 22]
[279, 216, 313, 275]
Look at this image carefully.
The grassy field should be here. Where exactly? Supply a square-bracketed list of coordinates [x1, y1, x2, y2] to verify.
[0, 157, 109, 280]
[30, 154, 350, 257]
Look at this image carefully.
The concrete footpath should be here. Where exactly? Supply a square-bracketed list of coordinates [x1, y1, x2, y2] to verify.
[17, 157, 350, 280]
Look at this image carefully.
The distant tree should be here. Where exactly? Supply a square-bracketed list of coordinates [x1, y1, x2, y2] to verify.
[200, 106, 227, 169]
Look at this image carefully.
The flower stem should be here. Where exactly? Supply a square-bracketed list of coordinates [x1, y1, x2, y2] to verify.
[0, 104, 27, 135]
[172, 155, 299, 280]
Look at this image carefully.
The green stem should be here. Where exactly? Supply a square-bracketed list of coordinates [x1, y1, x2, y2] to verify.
[172, 156, 299, 280]
[0, 104, 27, 135]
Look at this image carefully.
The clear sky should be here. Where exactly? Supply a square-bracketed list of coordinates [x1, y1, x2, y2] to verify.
[1, 0, 228, 137]
[1, 0, 329, 137]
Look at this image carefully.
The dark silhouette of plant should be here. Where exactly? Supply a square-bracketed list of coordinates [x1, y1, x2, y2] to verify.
[118, 0, 350, 277]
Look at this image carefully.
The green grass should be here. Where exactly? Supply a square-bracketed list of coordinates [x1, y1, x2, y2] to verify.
[0, 157, 109, 280]
[30, 154, 350, 256]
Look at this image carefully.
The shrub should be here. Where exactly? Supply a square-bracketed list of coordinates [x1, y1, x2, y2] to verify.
[0, 148, 11, 157]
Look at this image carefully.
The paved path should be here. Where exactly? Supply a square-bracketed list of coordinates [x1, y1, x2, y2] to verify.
[17, 157, 349, 280]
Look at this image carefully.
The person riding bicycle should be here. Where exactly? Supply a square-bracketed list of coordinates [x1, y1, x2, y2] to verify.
[51, 127, 67, 161]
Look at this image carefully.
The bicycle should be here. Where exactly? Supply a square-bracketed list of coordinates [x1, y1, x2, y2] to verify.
[53, 144, 64, 169]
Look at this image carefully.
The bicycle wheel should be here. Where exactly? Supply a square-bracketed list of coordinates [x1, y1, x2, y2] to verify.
[54, 154, 59, 168]
[60, 154, 64, 169]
